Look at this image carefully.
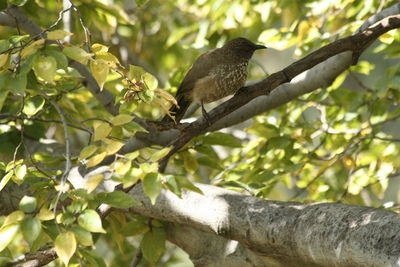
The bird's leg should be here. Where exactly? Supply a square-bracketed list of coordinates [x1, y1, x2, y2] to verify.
[201, 101, 211, 126]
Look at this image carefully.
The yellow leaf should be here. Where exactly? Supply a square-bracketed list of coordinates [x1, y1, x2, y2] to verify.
[181, 151, 198, 174]
[62, 46, 93, 65]
[47, 30, 73, 40]
[91, 43, 109, 53]
[114, 160, 131, 176]
[37, 207, 55, 221]
[150, 147, 172, 162]
[95, 51, 120, 68]
[3, 210, 24, 226]
[20, 39, 45, 59]
[55, 231, 76, 266]
[93, 122, 112, 141]
[79, 145, 98, 160]
[86, 152, 107, 168]
[90, 60, 109, 90]
[84, 174, 104, 193]
[105, 140, 124, 155]
[33, 55, 57, 83]
[0, 223, 20, 253]
[111, 114, 133, 126]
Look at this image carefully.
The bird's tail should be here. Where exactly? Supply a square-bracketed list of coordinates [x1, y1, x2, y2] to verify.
[161, 94, 191, 123]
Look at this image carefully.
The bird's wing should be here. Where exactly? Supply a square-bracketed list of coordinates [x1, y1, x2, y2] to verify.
[175, 48, 219, 96]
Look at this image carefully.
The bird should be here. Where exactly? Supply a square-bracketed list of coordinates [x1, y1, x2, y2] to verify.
[161, 37, 267, 123]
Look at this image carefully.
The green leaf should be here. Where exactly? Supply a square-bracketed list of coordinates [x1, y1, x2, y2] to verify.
[23, 95, 45, 117]
[45, 48, 68, 69]
[150, 147, 172, 162]
[141, 228, 166, 264]
[202, 132, 242, 147]
[19, 195, 37, 213]
[0, 2, 6, 12]
[46, 30, 73, 40]
[62, 46, 93, 65]
[71, 226, 93, 246]
[96, 191, 139, 208]
[4, 73, 27, 94]
[79, 145, 98, 160]
[55, 231, 76, 266]
[164, 175, 181, 197]
[32, 55, 57, 83]
[8, 0, 28, 6]
[90, 60, 109, 90]
[79, 248, 107, 267]
[111, 114, 134, 126]
[0, 40, 10, 54]
[0, 223, 20, 253]
[176, 175, 203, 194]
[86, 152, 107, 168]
[119, 220, 149, 236]
[143, 72, 158, 90]
[20, 216, 41, 245]
[78, 209, 106, 233]
[142, 172, 161, 205]
[93, 122, 112, 141]
[128, 64, 146, 82]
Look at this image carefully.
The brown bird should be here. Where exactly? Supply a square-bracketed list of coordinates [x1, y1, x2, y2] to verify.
[162, 37, 267, 123]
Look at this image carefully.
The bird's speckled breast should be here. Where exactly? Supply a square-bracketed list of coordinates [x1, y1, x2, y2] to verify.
[191, 62, 248, 103]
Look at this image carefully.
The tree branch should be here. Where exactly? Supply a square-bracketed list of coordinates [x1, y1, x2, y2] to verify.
[158, 14, 400, 167]
[129, 183, 400, 266]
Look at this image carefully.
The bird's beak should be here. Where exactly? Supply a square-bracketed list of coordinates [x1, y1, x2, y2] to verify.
[255, 44, 267, 50]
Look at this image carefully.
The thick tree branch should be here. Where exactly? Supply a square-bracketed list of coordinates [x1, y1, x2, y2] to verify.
[129, 183, 400, 266]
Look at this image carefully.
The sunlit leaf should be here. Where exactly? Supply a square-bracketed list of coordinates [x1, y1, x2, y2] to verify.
[0, 223, 20, 253]
[79, 145, 98, 160]
[62, 46, 93, 65]
[142, 172, 161, 205]
[90, 60, 109, 90]
[23, 95, 45, 116]
[33, 55, 57, 83]
[105, 140, 124, 155]
[150, 147, 172, 162]
[86, 152, 107, 168]
[47, 30, 73, 40]
[93, 122, 112, 141]
[84, 174, 104, 193]
[111, 114, 134, 126]
[3, 210, 24, 226]
[78, 209, 106, 233]
[37, 207, 55, 221]
[55, 231, 76, 266]
[0, 172, 13, 191]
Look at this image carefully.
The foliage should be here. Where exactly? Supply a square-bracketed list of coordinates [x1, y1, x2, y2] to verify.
[0, 0, 399, 266]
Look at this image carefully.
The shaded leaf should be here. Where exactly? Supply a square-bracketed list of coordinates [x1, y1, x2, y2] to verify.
[111, 114, 134, 126]
[96, 191, 139, 208]
[202, 132, 241, 147]
[20, 216, 41, 244]
[141, 228, 166, 264]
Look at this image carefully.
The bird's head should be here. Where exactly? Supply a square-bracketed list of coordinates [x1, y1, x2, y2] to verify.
[224, 37, 267, 58]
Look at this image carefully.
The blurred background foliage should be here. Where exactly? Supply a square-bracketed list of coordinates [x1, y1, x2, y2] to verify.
[0, 0, 400, 266]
